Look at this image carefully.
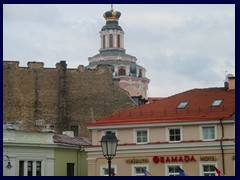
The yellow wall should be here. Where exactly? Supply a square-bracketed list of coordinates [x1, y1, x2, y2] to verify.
[54, 148, 88, 176]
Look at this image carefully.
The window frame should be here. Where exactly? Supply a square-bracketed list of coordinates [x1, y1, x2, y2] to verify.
[200, 125, 217, 141]
[200, 163, 218, 176]
[118, 67, 126, 76]
[117, 34, 121, 48]
[211, 99, 223, 107]
[36, 161, 42, 176]
[19, 160, 42, 176]
[69, 125, 79, 137]
[109, 34, 113, 48]
[19, 160, 24, 176]
[103, 35, 106, 48]
[100, 165, 117, 176]
[132, 164, 149, 176]
[27, 161, 33, 176]
[177, 101, 189, 109]
[165, 164, 182, 176]
[166, 127, 182, 142]
[67, 163, 75, 176]
[134, 128, 149, 144]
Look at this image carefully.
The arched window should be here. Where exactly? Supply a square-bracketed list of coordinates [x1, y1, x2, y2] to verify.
[118, 67, 126, 76]
[139, 69, 142, 77]
[103, 35, 105, 48]
[117, 34, 121, 48]
[109, 34, 113, 48]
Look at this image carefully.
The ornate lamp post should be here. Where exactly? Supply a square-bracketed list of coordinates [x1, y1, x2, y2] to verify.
[3, 155, 13, 169]
[100, 131, 119, 176]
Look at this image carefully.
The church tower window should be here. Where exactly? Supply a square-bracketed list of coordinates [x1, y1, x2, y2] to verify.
[109, 34, 113, 48]
[139, 69, 142, 77]
[103, 35, 105, 48]
[118, 67, 126, 76]
[117, 34, 121, 48]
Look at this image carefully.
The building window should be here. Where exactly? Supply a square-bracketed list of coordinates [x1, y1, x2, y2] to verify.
[138, 69, 142, 77]
[109, 34, 113, 48]
[166, 165, 181, 176]
[50, 125, 55, 131]
[70, 126, 79, 136]
[212, 99, 223, 107]
[201, 164, 217, 176]
[135, 129, 148, 144]
[202, 126, 216, 140]
[177, 101, 188, 109]
[19, 160, 42, 176]
[101, 166, 116, 176]
[117, 34, 120, 48]
[36, 161, 41, 176]
[118, 67, 126, 76]
[103, 35, 105, 48]
[168, 127, 181, 142]
[132, 165, 148, 176]
[28, 161, 33, 176]
[19, 161, 24, 176]
[67, 163, 75, 176]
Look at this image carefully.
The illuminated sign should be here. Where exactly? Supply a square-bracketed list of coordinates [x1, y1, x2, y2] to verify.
[152, 155, 196, 163]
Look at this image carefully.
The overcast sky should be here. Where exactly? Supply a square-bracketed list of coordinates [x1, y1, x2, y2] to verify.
[3, 4, 235, 97]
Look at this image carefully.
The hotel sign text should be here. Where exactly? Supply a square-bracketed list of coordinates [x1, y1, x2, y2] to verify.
[152, 155, 197, 163]
[200, 156, 217, 161]
[126, 158, 149, 164]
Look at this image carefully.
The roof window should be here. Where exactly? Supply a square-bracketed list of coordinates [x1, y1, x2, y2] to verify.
[212, 99, 223, 107]
[177, 101, 188, 109]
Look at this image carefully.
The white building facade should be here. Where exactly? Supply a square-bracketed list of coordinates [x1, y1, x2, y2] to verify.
[3, 130, 55, 176]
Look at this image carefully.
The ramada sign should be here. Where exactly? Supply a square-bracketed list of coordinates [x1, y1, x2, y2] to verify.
[153, 155, 196, 163]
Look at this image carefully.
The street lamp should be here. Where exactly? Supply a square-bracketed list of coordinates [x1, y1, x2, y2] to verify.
[100, 131, 119, 176]
[3, 155, 13, 169]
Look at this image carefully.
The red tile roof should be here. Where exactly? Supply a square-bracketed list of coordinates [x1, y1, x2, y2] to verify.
[86, 88, 235, 127]
[147, 97, 165, 103]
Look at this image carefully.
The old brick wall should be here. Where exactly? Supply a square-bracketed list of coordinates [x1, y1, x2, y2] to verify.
[3, 61, 136, 137]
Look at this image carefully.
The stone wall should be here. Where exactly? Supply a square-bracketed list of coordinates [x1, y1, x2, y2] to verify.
[3, 61, 136, 137]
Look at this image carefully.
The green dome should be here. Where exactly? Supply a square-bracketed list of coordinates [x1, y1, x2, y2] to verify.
[101, 23, 123, 31]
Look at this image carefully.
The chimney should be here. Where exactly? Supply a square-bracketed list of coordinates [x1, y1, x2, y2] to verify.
[228, 76, 235, 90]
[225, 74, 235, 90]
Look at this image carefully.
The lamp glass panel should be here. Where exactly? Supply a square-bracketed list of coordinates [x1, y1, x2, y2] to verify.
[101, 141, 108, 156]
[107, 141, 117, 156]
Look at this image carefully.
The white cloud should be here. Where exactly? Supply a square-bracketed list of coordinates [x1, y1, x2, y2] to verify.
[3, 4, 61, 25]
[3, 4, 235, 97]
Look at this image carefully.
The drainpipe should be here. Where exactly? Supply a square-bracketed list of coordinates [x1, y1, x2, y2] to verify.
[219, 117, 225, 174]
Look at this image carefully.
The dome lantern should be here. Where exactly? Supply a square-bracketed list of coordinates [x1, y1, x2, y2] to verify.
[103, 4, 121, 24]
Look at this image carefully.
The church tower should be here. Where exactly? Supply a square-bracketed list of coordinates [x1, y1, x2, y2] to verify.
[87, 5, 150, 99]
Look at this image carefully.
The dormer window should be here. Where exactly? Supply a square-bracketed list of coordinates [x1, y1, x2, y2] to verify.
[212, 99, 223, 107]
[177, 101, 188, 109]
